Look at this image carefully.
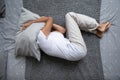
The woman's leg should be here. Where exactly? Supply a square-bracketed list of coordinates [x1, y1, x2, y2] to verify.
[68, 12, 99, 33]
[65, 13, 87, 52]
[68, 12, 111, 38]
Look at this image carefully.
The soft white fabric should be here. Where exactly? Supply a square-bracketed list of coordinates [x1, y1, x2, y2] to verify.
[37, 31, 86, 61]
[65, 12, 87, 52]
[15, 8, 45, 61]
[19, 7, 40, 27]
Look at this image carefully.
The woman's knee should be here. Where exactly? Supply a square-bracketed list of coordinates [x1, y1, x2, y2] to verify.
[66, 12, 76, 17]
[65, 12, 73, 17]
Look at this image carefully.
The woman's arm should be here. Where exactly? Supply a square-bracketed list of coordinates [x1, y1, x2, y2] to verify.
[33, 16, 49, 23]
[22, 20, 35, 30]
[22, 16, 49, 30]
[53, 24, 66, 34]
[41, 17, 53, 37]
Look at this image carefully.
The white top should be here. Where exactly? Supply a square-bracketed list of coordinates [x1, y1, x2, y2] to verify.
[37, 31, 86, 61]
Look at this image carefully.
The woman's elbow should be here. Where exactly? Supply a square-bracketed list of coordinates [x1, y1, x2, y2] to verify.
[48, 17, 53, 21]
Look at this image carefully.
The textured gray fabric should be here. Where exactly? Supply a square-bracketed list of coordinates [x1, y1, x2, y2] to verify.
[0, 32, 7, 80]
[100, 0, 120, 80]
[0, 0, 26, 80]
[23, 0, 104, 80]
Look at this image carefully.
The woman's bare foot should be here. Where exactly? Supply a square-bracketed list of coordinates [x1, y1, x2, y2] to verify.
[96, 30, 104, 38]
[97, 22, 111, 32]
[96, 22, 111, 38]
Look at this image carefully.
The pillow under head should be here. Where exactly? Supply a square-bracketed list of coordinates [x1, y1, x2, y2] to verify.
[15, 7, 45, 61]
[15, 22, 44, 61]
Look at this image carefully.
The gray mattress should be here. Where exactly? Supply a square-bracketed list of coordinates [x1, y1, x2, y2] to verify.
[0, 0, 120, 80]
[0, 0, 25, 80]
[100, 0, 120, 80]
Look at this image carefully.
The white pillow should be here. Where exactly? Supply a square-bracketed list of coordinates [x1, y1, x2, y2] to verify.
[15, 8, 45, 61]
[15, 23, 44, 61]
[19, 7, 40, 26]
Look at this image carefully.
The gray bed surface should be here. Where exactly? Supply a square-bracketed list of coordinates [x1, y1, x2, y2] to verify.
[0, 0, 26, 80]
[6, 0, 26, 79]
[23, 0, 104, 80]
[100, 0, 120, 80]
[0, 26, 7, 80]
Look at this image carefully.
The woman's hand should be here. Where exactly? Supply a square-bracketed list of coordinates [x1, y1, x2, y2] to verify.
[22, 20, 34, 30]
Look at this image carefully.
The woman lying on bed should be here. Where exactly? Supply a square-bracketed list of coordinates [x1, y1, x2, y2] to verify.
[22, 12, 110, 61]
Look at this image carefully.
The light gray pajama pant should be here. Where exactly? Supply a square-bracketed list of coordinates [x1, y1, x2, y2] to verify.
[65, 12, 99, 53]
